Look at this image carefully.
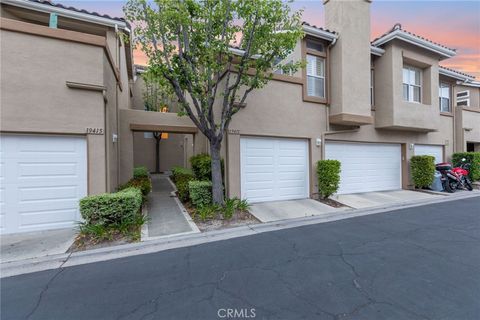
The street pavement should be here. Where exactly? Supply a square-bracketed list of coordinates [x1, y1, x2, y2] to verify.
[2, 197, 479, 320]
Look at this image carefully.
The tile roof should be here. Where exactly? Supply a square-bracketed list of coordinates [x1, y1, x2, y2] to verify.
[27, 0, 126, 23]
[301, 21, 337, 35]
[439, 66, 475, 80]
[372, 23, 455, 52]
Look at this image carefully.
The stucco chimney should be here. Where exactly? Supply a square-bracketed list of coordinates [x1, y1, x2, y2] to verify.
[324, 0, 373, 125]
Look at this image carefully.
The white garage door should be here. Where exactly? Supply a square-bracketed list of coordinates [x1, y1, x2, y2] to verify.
[414, 144, 443, 164]
[325, 142, 402, 194]
[241, 137, 309, 203]
[0, 135, 87, 234]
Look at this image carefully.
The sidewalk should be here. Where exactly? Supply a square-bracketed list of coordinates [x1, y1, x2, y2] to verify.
[2, 192, 478, 278]
[143, 174, 199, 239]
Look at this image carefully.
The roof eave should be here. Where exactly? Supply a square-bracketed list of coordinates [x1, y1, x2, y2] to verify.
[439, 68, 472, 81]
[302, 25, 337, 42]
[3, 0, 130, 32]
[370, 46, 385, 56]
[372, 30, 455, 60]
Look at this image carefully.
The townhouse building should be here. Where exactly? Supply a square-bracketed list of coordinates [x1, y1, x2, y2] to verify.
[1, 0, 479, 234]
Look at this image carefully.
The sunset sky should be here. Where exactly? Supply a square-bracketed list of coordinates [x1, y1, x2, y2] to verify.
[65, 0, 479, 79]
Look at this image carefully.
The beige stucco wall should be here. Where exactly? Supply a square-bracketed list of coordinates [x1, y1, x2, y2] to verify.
[119, 109, 203, 183]
[325, 0, 372, 120]
[375, 41, 440, 131]
[454, 85, 480, 108]
[220, 78, 328, 198]
[0, 30, 107, 195]
[129, 74, 195, 173]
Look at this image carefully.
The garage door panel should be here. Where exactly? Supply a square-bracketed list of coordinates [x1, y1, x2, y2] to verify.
[241, 137, 308, 203]
[19, 208, 77, 226]
[0, 135, 87, 234]
[18, 162, 79, 177]
[19, 185, 79, 202]
[414, 145, 443, 164]
[325, 142, 401, 194]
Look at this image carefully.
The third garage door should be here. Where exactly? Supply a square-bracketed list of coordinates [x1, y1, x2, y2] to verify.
[240, 137, 309, 203]
[325, 142, 402, 194]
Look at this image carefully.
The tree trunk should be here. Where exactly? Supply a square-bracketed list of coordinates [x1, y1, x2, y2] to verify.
[210, 142, 224, 205]
[153, 132, 161, 173]
[155, 137, 160, 173]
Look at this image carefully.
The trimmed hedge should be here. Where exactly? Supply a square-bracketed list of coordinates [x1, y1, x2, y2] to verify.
[317, 160, 341, 199]
[410, 155, 435, 188]
[189, 153, 224, 181]
[171, 166, 194, 183]
[118, 177, 152, 198]
[189, 180, 212, 208]
[171, 167, 195, 201]
[452, 152, 480, 181]
[133, 166, 149, 179]
[79, 187, 142, 226]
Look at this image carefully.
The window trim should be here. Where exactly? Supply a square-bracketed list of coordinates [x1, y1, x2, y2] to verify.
[403, 65, 422, 103]
[456, 90, 470, 107]
[302, 37, 328, 104]
[439, 82, 451, 113]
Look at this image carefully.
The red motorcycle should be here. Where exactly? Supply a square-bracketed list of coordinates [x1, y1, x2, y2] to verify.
[435, 158, 473, 193]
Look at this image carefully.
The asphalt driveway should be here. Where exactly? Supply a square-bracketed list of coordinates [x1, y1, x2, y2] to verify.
[2, 197, 479, 320]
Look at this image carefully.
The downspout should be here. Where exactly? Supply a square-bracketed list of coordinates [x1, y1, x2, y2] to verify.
[321, 128, 360, 160]
[103, 90, 109, 192]
[115, 24, 121, 186]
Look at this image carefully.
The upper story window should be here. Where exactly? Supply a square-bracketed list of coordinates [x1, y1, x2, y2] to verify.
[439, 82, 451, 113]
[306, 40, 325, 52]
[403, 65, 422, 103]
[306, 54, 325, 98]
[274, 58, 294, 76]
[456, 90, 470, 107]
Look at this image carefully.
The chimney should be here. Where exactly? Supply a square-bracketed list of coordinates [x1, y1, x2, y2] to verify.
[324, 0, 373, 125]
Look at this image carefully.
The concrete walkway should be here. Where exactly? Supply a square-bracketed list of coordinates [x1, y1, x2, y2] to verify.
[250, 198, 345, 222]
[145, 174, 198, 238]
[0, 228, 76, 263]
[332, 190, 442, 209]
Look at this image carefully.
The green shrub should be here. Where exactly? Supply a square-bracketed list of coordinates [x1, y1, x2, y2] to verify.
[223, 198, 237, 219]
[235, 198, 250, 212]
[195, 204, 219, 221]
[189, 153, 224, 181]
[133, 166, 149, 179]
[188, 180, 212, 208]
[317, 160, 341, 199]
[452, 152, 480, 181]
[118, 177, 152, 198]
[171, 166, 194, 183]
[79, 187, 142, 226]
[410, 155, 435, 188]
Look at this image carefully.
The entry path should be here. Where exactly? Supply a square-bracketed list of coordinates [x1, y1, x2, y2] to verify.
[146, 174, 198, 238]
[2, 197, 479, 319]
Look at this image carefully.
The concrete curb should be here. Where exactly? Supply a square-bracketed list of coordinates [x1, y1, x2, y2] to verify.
[2, 193, 479, 278]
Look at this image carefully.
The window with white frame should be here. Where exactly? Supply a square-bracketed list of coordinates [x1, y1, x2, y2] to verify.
[306, 54, 325, 98]
[439, 82, 451, 112]
[456, 90, 470, 107]
[403, 65, 422, 103]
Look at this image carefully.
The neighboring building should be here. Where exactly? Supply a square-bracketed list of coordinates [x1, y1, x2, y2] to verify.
[1, 0, 479, 234]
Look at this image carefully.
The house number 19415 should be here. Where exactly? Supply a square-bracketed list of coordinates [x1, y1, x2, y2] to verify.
[86, 127, 104, 135]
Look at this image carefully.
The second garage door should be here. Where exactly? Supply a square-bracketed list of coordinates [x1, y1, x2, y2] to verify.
[240, 137, 309, 203]
[414, 144, 443, 164]
[325, 142, 402, 194]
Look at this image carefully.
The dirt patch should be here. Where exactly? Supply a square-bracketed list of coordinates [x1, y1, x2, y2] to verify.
[183, 201, 260, 232]
[316, 197, 348, 208]
[70, 231, 137, 252]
